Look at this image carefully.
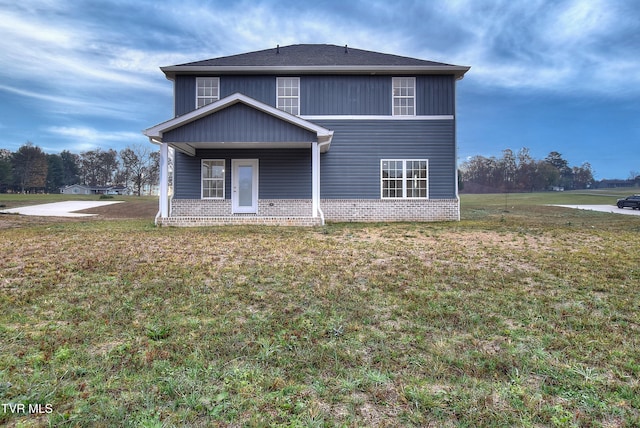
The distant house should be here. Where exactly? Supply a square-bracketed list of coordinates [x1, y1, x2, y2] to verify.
[144, 44, 469, 226]
[598, 179, 637, 189]
[107, 185, 132, 195]
[60, 184, 92, 195]
[60, 184, 131, 195]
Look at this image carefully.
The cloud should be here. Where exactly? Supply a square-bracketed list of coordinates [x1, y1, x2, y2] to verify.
[3, 0, 639, 101]
[410, 0, 640, 96]
[0, 3, 174, 107]
[46, 126, 144, 152]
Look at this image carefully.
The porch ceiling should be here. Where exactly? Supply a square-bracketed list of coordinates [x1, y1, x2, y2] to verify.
[167, 141, 322, 156]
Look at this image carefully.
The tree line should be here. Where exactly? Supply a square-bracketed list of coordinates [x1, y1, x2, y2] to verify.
[459, 148, 595, 193]
[0, 142, 159, 195]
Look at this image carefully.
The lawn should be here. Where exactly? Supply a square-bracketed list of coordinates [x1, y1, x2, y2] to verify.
[1, 191, 639, 427]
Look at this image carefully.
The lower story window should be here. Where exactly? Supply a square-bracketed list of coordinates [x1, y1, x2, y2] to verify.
[381, 159, 428, 199]
[202, 159, 225, 199]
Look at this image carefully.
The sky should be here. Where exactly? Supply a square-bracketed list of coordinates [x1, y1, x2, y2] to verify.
[1, 0, 638, 180]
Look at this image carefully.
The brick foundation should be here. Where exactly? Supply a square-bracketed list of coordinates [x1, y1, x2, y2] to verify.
[171, 199, 313, 217]
[162, 198, 459, 226]
[321, 199, 460, 222]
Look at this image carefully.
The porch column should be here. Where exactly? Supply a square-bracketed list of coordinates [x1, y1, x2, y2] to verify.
[159, 142, 169, 218]
[311, 142, 320, 218]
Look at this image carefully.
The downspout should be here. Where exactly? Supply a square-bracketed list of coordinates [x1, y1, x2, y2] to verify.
[159, 142, 169, 220]
[317, 140, 332, 226]
[147, 137, 169, 225]
[453, 77, 461, 221]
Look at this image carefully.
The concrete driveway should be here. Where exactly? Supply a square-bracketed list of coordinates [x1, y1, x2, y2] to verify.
[0, 201, 123, 217]
[551, 204, 640, 216]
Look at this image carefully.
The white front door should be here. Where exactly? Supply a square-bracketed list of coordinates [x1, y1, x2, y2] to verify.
[232, 159, 258, 213]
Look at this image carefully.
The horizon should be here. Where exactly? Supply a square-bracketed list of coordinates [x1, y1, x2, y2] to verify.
[1, 0, 638, 180]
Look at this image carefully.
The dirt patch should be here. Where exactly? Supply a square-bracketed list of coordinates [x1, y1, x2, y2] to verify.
[76, 198, 158, 219]
[0, 199, 158, 228]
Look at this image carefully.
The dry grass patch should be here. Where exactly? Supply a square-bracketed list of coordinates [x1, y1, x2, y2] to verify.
[1, 204, 639, 426]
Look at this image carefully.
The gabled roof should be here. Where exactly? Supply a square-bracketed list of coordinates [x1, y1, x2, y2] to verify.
[143, 93, 334, 155]
[161, 44, 470, 79]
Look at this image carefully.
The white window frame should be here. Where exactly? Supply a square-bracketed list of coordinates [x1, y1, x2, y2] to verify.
[392, 77, 416, 116]
[196, 77, 220, 108]
[276, 77, 300, 115]
[201, 159, 225, 199]
[381, 159, 428, 199]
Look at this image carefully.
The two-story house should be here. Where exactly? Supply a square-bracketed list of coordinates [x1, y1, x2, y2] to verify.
[144, 44, 469, 226]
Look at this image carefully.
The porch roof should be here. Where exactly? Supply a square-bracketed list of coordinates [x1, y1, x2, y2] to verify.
[143, 93, 333, 156]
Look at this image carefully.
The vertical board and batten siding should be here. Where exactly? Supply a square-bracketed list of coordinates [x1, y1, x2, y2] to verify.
[301, 75, 390, 115]
[174, 76, 195, 116]
[303, 75, 455, 116]
[174, 149, 312, 200]
[174, 75, 275, 116]
[416, 75, 455, 116]
[219, 76, 275, 105]
[174, 74, 455, 117]
[315, 119, 457, 199]
[164, 103, 316, 143]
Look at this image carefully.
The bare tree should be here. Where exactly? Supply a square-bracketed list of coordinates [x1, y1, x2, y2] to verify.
[119, 144, 159, 195]
[460, 147, 593, 193]
[80, 149, 118, 186]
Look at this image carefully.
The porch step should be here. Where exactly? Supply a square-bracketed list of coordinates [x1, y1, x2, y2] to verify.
[158, 216, 323, 227]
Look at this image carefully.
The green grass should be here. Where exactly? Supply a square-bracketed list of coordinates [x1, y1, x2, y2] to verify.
[1, 191, 639, 426]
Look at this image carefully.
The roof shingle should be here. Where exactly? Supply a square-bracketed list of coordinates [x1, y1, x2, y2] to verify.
[160, 44, 469, 79]
[177, 44, 455, 68]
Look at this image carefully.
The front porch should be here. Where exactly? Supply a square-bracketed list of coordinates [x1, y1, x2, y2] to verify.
[144, 93, 334, 227]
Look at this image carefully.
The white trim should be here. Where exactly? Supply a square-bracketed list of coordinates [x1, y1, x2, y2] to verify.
[159, 143, 169, 218]
[195, 77, 220, 108]
[453, 78, 461, 220]
[276, 77, 300, 115]
[201, 159, 226, 199]
[392, 77, 416, 117]
[301, 115, 453, 121]
[312, 142, 320, 218]
[380, 159, 429, 199]
[161, 65, 471, 80]
[232, 159, 259, 214]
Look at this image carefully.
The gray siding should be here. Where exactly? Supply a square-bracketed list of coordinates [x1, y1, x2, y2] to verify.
[174, 149, 312, 199]
[174, 76, 195, 116]
[417, 75, 455, 116]
[220, 76, 274, 105]
[164, 103, 316, 143]
[175, 75, 275, 116]
[315, 119, 457, 199]
[303, 75, 454, 116]
[302, 76, 390, 115]
[174, 119, 457, 201]
[174, 74, 455, 117]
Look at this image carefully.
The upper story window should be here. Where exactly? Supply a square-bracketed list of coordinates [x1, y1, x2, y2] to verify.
[392, 77, 416, 116]
[277, 77, 300, 115]
[196, 77, 220, 108]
